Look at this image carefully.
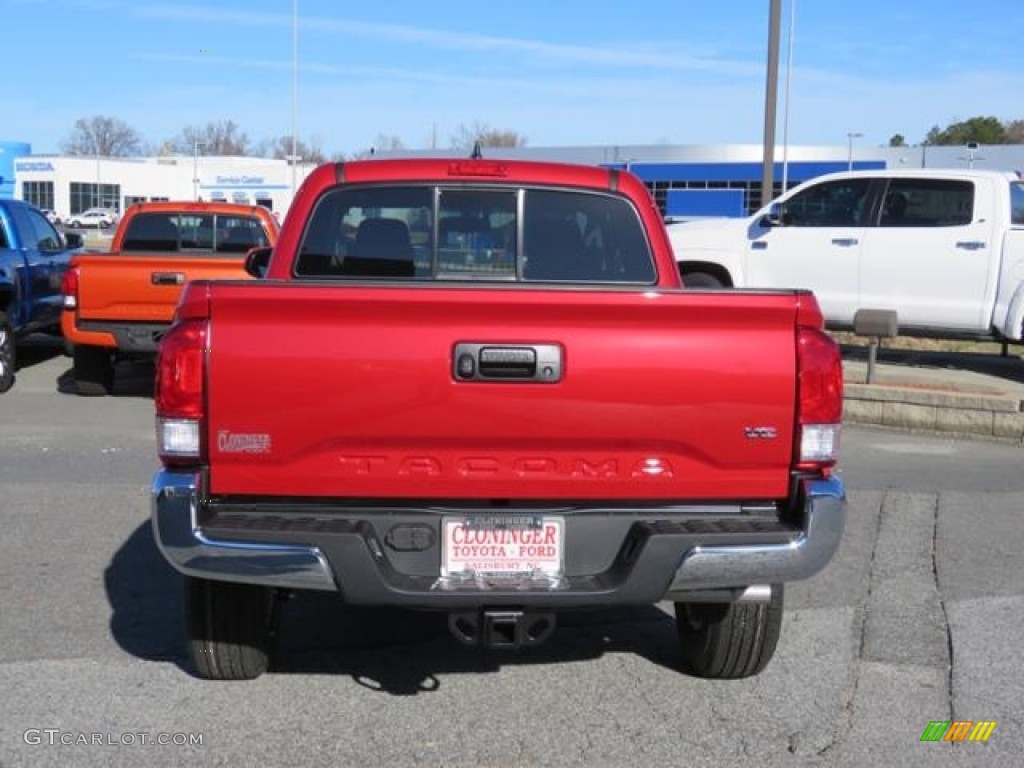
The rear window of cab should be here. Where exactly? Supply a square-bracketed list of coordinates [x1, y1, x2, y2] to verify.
[120, 213, 270, 253]
[293, 185, 656, 284]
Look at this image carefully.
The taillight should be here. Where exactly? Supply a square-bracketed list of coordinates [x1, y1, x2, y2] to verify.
[156, 318, 208, 465]
[62, 266, 79, 309]
[795, 326, 843, 472]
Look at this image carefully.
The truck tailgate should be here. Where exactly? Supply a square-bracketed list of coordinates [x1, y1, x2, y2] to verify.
[76, 254, 249, 323]
[205, 283, 802, 500]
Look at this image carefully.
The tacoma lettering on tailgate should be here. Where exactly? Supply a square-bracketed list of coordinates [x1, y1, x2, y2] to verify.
[335, 455, 675, 479]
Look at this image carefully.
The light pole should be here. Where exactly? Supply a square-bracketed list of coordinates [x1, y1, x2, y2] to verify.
[846, 131, 863, 171]
[960, 141, 982, 169]
[94, 135, 102, 210]
[286, 153, 302, 195]
[291, 0, 299, 198]
[192, 140, 206, 201]
[780, 0, 796, 193]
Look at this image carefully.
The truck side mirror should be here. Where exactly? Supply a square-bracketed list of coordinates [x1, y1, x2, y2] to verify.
[759, 204, 784, 228]
[244, 246, 273, 278]
[63, 232, 84, 250]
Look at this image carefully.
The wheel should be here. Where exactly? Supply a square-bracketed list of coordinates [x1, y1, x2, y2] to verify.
[0, 313, 16, 394]
[682, 271, 724, 288]
[675, 584, 784, 679]
[186, 577, 277, 680]
[69, 219, 81, 229]
[73, 344, 115, 396]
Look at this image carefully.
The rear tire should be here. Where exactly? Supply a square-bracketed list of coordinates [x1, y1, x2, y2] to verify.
[73, 344, 114, 396]
[0, 313, 16, 393]
[186, 577, 277, 681]
[682, 271, 724, 288]
[675, 584, 784, 679]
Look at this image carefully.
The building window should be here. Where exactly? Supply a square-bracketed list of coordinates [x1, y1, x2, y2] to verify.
[642, 177, 792, 219]
[69, 182, 122, 214]
[22, 180, 55, 211]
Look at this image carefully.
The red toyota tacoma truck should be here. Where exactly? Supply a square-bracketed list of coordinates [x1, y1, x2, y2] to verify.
[151, 157, 846, 681]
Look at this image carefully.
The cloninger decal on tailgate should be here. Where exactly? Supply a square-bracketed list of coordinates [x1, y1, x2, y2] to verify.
[216, 430, 272, 454]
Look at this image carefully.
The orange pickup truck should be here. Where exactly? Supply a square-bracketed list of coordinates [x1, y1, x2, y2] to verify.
[62, 201, 279, 395]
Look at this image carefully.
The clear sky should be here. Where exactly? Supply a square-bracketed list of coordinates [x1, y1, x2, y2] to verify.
[7, 0, 1023, 156]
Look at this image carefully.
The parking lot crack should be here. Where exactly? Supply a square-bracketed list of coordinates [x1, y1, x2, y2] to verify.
[856, 490, 887, 665]
[817, 489, 887, 758]
[933, 493, 955, 721]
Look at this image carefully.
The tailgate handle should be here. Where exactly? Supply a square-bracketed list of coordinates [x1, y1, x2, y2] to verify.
[151, 272, 185, 286]
[453, 343, 562, 383]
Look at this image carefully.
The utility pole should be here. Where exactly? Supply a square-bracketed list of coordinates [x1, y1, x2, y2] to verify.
[761, 0, 782, 210]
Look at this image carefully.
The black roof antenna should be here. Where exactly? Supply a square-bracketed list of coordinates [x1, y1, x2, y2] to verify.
[470, 140, 483, 159]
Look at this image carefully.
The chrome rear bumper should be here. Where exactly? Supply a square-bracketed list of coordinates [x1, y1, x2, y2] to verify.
[151, 470, 845, 600]
[663, 476, 845, 597]
[151, 471, 336, 590]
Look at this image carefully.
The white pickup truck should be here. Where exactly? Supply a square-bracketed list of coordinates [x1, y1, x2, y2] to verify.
[668, 169, 1024, 341]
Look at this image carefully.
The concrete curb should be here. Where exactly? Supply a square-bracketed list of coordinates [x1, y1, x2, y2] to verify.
[843, 382, 1024, 442]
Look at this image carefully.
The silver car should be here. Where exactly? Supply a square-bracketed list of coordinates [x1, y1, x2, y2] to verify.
[66, 208, 117, 229]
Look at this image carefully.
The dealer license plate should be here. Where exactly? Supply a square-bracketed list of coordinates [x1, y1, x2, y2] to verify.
[441, 516, 564, 579]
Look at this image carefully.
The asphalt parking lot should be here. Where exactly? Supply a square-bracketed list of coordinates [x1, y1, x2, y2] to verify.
[2, 340, 1023, 767]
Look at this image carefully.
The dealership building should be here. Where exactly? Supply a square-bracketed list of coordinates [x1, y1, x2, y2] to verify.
[2, 138, 1022, 221]
[0, 141, 315, 221]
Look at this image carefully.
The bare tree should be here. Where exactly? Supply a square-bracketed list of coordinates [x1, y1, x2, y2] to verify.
[62, 115, 143, 157]
[163, 120, 252, 156]
[1006, 120, 1024, 144]
[257, 135, 328, 165]
[450, 122, 526, 151]
[154, 139, 179, 157]
[348, 133, 406, 160]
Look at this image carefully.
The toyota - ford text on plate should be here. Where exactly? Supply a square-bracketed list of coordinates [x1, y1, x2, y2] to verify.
[150, 157, 847, 680]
